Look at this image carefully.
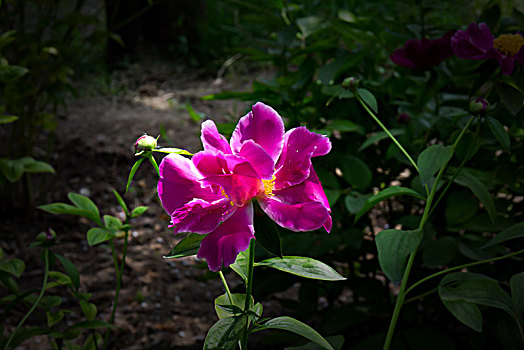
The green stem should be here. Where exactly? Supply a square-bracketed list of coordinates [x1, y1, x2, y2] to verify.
[241, 239, 256, 350]
[147, 153, 160, 177]
[355, 92, 420, 173]
[403, 287, 438, 304]
[219, 271, 234, 305]
[4, 249, 49, 350]
[405, 248, 524, 297]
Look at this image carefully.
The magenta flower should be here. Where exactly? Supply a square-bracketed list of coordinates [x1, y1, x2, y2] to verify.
[390, 31, 455, 70]
[158, 102, 332, 271]
[451, 22, 524, 75]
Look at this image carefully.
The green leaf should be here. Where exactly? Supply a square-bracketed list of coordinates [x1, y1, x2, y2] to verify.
[112, 190, 129, 216]
[375, 229, 423, 284]
[417, 145, 453, 186]
[186, 104, 205, 122]
[482, 221, 524, 248]
[163, 233, 206, 258]
[422, 237, 458, 268]
[230, 248, 249, 283]
[340, 155, 371, 190]
[358, 129, 405, 152]
[510, 272, 524, 313]
[0, 64, 28, 82]
[203, 316, 247, 350]
[153, 147, 192, 155]
[126, 157, 145, 193]
[254, 214, 282, 258]
[131, 206, 148, 218]
[263, 316, 334, 350]
[0, 158, 25, 182]
[486, 117, 510, 151]
[497, 82, 523, 116]
[38, 203, 94, 220]
[214, 293, 258, 319]
[445, 190, 479, 226]
[255, 256, 346, 281]
[0, 115, 18, 124]
[103, 215, 121, 231]
[20, 158, 55, 174]
[355, 186, 424, 222]
[327, 120, 365, 135]
[47, 271, 72, 289]
[455, 172, 497, 224]
[440, 299, 483, 332]
[68, 193, 99, 218]
[47, 310, 67, 327]
[357, 88, 378, 114]
[344, 192, 369, 215]
[86, 228, 115, 246]
[55, 254, 80, 291]
[80, 301, 97, 321]
[296, 16, 325, 39]
[0, 259, 25, 277]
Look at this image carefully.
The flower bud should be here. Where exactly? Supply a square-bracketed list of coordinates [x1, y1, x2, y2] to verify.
[342, 77, 359, 91]
[469, 97, 489, 115]
[135, 135, 157, 152]
[397, 112, 410, 124]
[36, 228, 57, 243]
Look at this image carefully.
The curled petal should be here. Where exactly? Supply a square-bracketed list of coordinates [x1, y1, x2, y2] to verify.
[230, 102, 285, 162]
[197, 203, 254, 271]
[238, 140, 275, 179]
[201, 120, 232, 154]
[274, 127, 331, 189]
[171, 198, 235, 234]
[158, 153, 220, 216]
[468, 23, 493, 52]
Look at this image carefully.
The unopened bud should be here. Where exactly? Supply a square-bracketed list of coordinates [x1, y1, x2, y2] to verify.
[469, 97, 489, 115]
[342, 77, 359, 91]
[397, 113, 410, 124]
[37, 228, 56, 243]
[135, 135, 157, 152]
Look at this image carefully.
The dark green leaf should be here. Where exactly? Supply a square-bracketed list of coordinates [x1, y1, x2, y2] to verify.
[497, 82, 523, 116]
[486, 117, 510, 151]
[445, 190, 478, 226]
[355, 186, 425, 222]
[203, 316, 247, 350]
[340, 155, 371, 190]
[482, 221, 524, 248]
[38, 295, 62, 309]
[86, 228, 115, 246]
[55, 254, 80, 291]
[163, 233, 206, 258]
[510, 272, 524, 313]
[254, 214, 282, 258]
[455, 172, 497, 224]
[214, 293, 256, 319]
[47, 310, 66, 327]
[80, 301, 97, 321]
[0, 64, 28, 82]
[422, 237, 458, 268]
[230, 248, 249, 282]
[296, 16, 325, 39]
[263, 316, 334, 350]
[255, 256, 346, 281]
[0, 259, 25, 277]
[131, 206, 148, 218]
[357, 88, 378, 114]
[344, 192, 369, 215]
[112, 190, 129, 216]
[440, 300, 482, 332]
[455, 132, 481, 163]
[126, 157, 145, 193]
[417, 145, 453, 186]
[376, 229, 423, 284]
[358, 129, 405, 152]
[0, 158, 25, 182]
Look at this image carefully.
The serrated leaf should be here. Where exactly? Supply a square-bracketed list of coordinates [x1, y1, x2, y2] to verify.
[255, 256, 346, 281]
[455, 172, 497, 224]
[163, 233, 206, 258]
[263, 316, 334, 350]
[486, 117, 510, 150]
[203, 316, 247, 350]
[55, 254, 79, 291]
[0, 259, 25, 277]
[357, 88, 378, 114]
[86, 228, 115, 246]
[376, 229, 422, 284]
[417, 145, 453, 186]
[482, 221, 524, 248]
[355, 186, 424, 222]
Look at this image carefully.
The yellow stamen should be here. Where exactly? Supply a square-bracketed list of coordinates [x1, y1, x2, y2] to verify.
[220, 187, 234, 206]
[262, 175, 276, 197]
[493, 34, 524, 57]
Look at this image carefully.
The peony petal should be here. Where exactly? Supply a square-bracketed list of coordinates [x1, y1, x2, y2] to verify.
[197, 203, 254, 271]
[274, 127, 331, 189]
[170, 198, 236, 234]
[238, 140, 275, 179]
[201, 120, 232, 154]
[259, 196, 331, 232]
[469, 23, 494, 52]
[158, 153, 220, 216]
[230, 102, 285, 162]
[390, 47, 417, 69]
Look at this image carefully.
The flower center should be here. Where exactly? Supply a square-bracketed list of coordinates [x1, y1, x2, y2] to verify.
[262, 175, 276, 197]
[493, 34, 524, 57]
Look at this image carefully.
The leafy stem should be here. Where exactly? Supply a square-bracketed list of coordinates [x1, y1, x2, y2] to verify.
[241, 239, 256, 350]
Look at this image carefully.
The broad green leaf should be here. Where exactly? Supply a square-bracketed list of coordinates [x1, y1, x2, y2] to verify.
[20, 158, 55, 174]
[0, 259, 25, 277]
[254, 214, 282, 258]
[358, 129, 405, 152]
[482, 221, 524, 248]
[440, 300, 482, 332]
[328, 120, 365, 135]
[355, 186, 425, 222]
[497, 82, 523, 116]
[340, 155, 371, 190]
[80, 301, 97, 321]
[417, 145, 453, 186]
[125, 157, 145, 193]
[344, 192, 369, 215]
[486, 117, 510, 150]
[55, 254, 80, 291]
[263, 316, 334, 350]
[153, 147, 192, 155]
[455, 172, 497, 224]
[357, 88, 378, 114]
[203, 316, 247, 350]
[0, 157, 25, 182]
[255, 256, 346, 281]
[510, 272, 524, 313]
[131, 206, 148, 218]
[163, 233, 206, 258]
[375, 229, 423, 284]
[214, 293, 258, 319]
[439, 272, 513, 315]
[230, 248, 249, 282]
[86, 228, 115, 246]
[103, 215, 121, 231]
[68, 193, 99, 218]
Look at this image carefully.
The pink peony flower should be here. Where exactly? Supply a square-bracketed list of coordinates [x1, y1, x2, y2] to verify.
[390, 31, 455, 70]
[158, 102, 332, 271]
[451, 22, 524, 75]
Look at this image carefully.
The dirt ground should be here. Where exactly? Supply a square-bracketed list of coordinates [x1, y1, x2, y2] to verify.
[3, 59, 282, 349]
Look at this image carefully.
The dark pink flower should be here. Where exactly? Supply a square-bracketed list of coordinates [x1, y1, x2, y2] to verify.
[451, 22, 524, 75]
[158, 102, 332, 271]
[390, 31, 455, 70]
